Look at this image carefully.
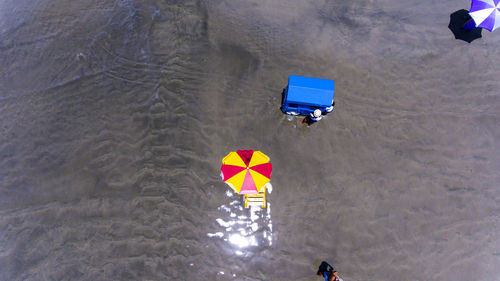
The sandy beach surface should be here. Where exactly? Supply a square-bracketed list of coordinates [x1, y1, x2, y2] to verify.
[1, 0, 499, 280]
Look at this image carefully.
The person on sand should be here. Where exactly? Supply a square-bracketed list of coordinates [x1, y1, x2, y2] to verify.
[317, 261, 342, 281]
[300, 109, 323, 126]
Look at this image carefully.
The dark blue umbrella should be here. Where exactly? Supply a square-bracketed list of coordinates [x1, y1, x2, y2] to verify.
[449, 10, 483, 43]
[469, 0, 500, 31]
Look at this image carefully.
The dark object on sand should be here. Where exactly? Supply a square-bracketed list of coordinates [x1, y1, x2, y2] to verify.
[317, 261, 334, 276]
[449, 9, 482, 43]
[317, 261, 341, 281]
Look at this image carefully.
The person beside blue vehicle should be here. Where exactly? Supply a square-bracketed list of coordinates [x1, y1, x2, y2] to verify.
[300, 100, 335, 125]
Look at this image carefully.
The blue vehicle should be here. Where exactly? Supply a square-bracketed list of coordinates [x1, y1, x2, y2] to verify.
[281, 75, 335, 116]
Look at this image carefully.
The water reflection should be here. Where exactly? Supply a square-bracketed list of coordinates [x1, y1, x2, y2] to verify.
[207, 185, 273, 255]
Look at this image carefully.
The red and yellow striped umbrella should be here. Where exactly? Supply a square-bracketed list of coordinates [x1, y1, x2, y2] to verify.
[221, 150, 272, 194]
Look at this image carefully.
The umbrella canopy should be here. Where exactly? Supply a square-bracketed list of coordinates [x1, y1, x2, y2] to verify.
[449, 9, 483, 43]
[469, 0, 500, 31]
[221, 150, 272, 194]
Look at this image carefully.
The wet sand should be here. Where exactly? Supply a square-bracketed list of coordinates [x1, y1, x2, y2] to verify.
[1, 0, 499, 280]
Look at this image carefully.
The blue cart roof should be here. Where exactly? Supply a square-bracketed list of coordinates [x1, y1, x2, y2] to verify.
[286, 75, 334, 107]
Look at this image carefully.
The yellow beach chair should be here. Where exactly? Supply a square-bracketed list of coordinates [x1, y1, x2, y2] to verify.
[244, 184, 267, 208]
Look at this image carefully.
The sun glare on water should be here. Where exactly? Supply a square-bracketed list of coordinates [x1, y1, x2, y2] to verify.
[207, 186, 273, 255]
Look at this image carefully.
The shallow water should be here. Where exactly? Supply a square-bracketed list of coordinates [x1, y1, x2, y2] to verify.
[1, 0, 499, 280]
